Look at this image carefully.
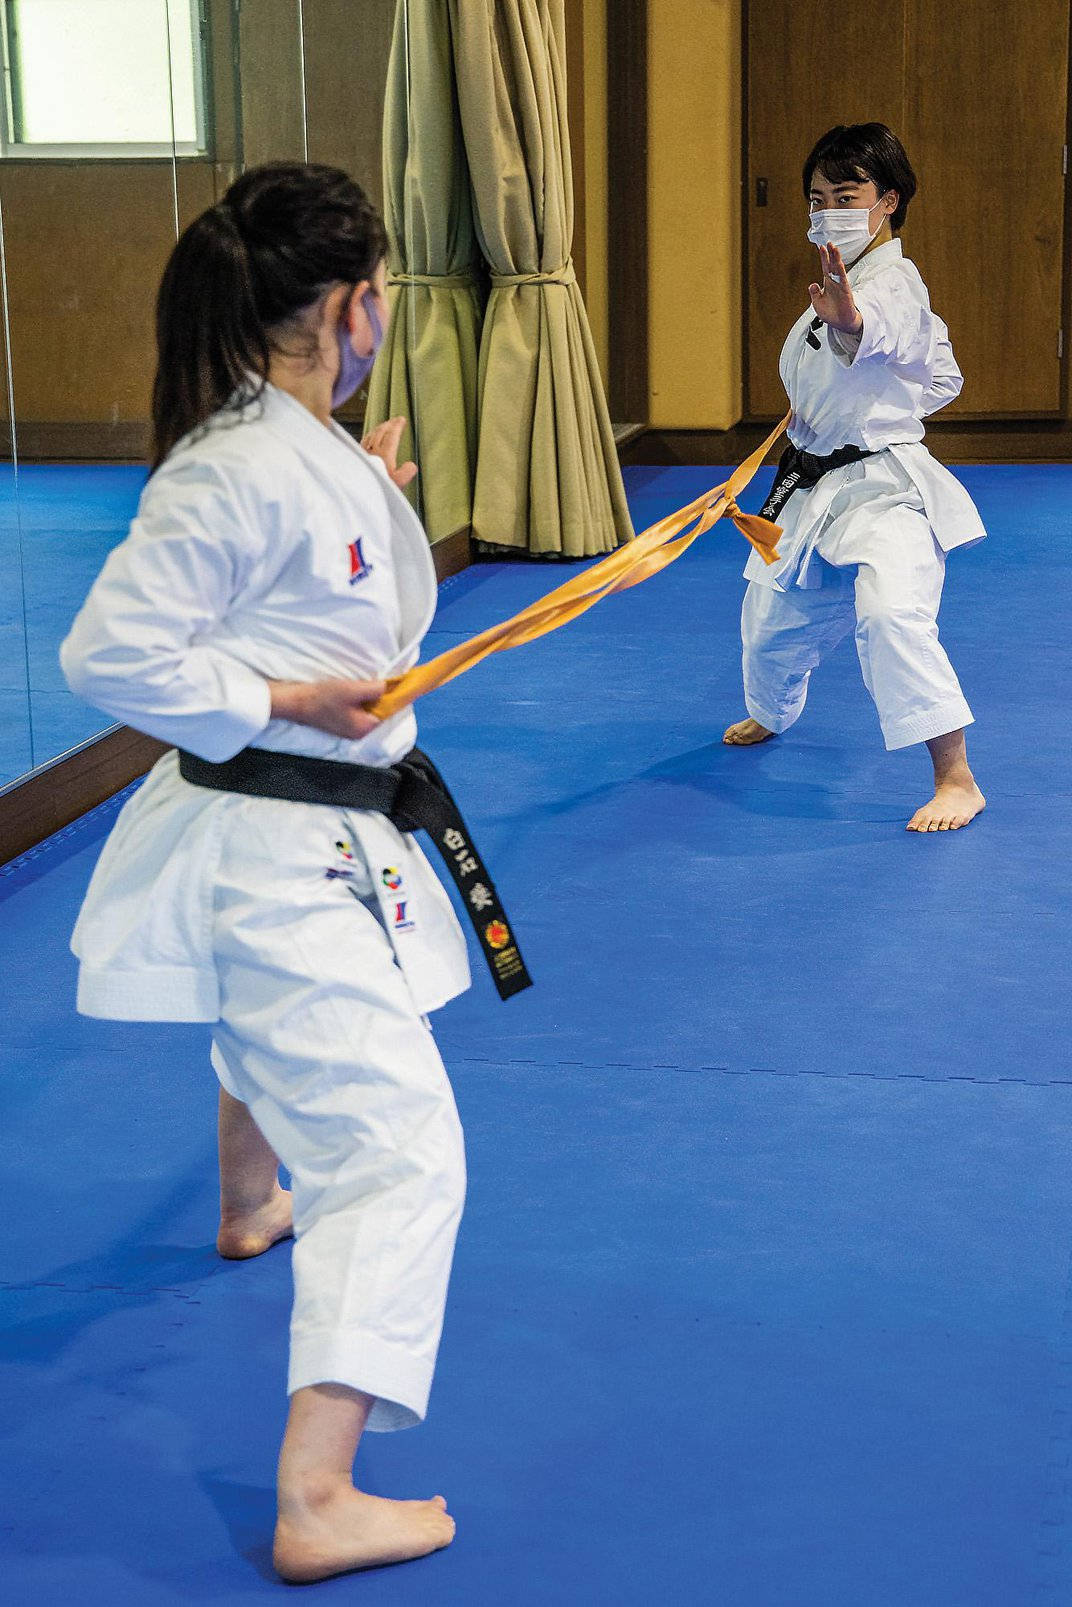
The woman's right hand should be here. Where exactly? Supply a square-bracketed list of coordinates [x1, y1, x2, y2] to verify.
[268, 676, 387, 740]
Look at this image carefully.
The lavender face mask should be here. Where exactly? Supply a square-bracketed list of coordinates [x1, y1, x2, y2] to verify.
[332, 290, 384, 408]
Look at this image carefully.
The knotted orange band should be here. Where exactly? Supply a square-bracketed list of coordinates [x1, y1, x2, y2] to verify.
[366, 411, 791, 721]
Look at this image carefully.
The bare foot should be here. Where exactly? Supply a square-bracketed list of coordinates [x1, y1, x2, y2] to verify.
[906, 779, 986, 833]
[217, 1185, 294, 1260]
[723, 717, 775, 746]
[273, 1485, 456, 1583]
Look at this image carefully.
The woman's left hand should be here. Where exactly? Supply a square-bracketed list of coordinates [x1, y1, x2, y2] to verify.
[808, 243, 864, 335]
[361, 415, 418, 489]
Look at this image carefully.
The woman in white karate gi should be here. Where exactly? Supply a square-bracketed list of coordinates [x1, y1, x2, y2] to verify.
[61, 164, 465, 1581]
[724, 123, 986, 832]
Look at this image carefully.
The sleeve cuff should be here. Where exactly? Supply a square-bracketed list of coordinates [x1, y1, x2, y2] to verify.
[831, 285, 896, 368]
[202, 659, 274, 759]
[828, 322, 865, 368]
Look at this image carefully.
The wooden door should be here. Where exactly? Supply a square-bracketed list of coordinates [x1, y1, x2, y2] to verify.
[745, 0, 906, 417]
[745, 0, 1069, 418]
[903, 0, 1069, 415]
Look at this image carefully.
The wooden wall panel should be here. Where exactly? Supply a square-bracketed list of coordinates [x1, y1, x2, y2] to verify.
[903, 0, 1069, 416]
[301, 0, 395, 209]
[745, 0, 906, 417]
[235, 0, 308, 169]
[0, 163, 215, 428]
[607, 0, 648, 421]
[648, 0, 743, 431]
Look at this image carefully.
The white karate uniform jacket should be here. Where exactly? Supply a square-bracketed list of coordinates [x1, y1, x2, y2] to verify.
[744, 238, 986, 593]
[61, 383, 471, 1024]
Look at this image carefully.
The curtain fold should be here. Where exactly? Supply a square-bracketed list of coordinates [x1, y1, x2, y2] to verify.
[364, 0, 484, 540]
[448, 0, 633, 556]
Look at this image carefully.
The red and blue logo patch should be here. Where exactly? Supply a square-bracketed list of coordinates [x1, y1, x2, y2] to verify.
[393, 900, 416, 932]
[348, 537, 373, 585]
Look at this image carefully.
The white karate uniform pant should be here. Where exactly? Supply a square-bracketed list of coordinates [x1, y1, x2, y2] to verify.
[742, 462, 974, 750]
[208, 801, 466, 1432]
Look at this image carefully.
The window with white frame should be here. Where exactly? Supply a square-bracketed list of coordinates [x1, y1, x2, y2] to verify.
[0, 0, 209, 158]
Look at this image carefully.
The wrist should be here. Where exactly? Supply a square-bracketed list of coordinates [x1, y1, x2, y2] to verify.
[267, 679, 311, 725]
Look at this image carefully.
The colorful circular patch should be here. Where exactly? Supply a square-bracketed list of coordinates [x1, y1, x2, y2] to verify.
[485, 920, 510, 950]
[381, 867, 403, 890]
[335, 840, 355, 861]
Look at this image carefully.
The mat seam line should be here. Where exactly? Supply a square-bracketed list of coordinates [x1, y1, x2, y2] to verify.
[442, 1052, 1072, 1088]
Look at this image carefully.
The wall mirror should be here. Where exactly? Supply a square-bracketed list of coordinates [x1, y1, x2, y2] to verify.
[0, 0, 400, 790]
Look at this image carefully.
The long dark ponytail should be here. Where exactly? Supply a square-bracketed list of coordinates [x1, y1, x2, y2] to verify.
[150, 162, 387, 470]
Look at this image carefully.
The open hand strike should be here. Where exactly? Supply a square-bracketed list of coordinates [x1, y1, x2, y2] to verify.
[808, 243, 864, 336]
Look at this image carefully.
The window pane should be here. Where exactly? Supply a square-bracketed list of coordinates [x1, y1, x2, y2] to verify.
[12, 0, 200, 147]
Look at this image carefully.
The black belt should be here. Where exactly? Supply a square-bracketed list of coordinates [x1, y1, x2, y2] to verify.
[177, 745, 532, 1002]
[759, 442, 874, 523]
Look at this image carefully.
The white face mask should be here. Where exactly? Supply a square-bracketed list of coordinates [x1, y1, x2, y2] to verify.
[806, 200, 887, 265]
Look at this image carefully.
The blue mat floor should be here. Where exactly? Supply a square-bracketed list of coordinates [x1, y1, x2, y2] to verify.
[2, 463, 1072, 1603]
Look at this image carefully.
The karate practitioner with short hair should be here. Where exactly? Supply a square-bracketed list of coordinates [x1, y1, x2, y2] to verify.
[724, 123, 986, 832]
[61, 163, 466, 1582]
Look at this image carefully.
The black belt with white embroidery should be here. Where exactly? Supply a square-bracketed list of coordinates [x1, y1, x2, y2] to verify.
[177, 745, 532, 1001]
[759, 441, 875, 522]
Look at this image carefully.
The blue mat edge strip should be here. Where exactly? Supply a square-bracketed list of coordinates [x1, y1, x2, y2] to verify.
[0, 783, 138, 903]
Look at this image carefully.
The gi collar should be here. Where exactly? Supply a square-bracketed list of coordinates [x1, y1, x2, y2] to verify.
[846, 236, 904, 288]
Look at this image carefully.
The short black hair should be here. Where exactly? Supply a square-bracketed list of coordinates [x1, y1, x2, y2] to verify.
[802, 123, 917, 233]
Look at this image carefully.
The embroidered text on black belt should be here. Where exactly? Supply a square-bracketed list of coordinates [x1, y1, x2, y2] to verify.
[759, 441, 875, 523]
[177, 746, 532, 1002]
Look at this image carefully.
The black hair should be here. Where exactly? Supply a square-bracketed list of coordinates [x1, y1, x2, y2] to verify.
[802, 123, 917, 233]
[150, 161, 387, 469]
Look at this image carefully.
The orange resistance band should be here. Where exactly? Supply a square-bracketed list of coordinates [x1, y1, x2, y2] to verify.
[366, 410, 792, 721]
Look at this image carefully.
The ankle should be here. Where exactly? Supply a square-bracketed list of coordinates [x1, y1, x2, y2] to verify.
[277, 1471, 353, 1518]
[933, 761, 975, 791]
[219, 1180, 284, 1219]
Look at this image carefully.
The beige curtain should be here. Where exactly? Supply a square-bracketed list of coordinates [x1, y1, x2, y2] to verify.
[448, 0, 633, 556]
[365, 0, 484, 539]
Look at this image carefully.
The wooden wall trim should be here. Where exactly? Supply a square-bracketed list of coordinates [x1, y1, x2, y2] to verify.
[20, 409, 373, 464]
[620, 420, 1072, 468]
[606, 0, 648, 423]
[430, 524, 473, 582]
[10, 422, 151, 462]
[0, 526, 473, 867]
